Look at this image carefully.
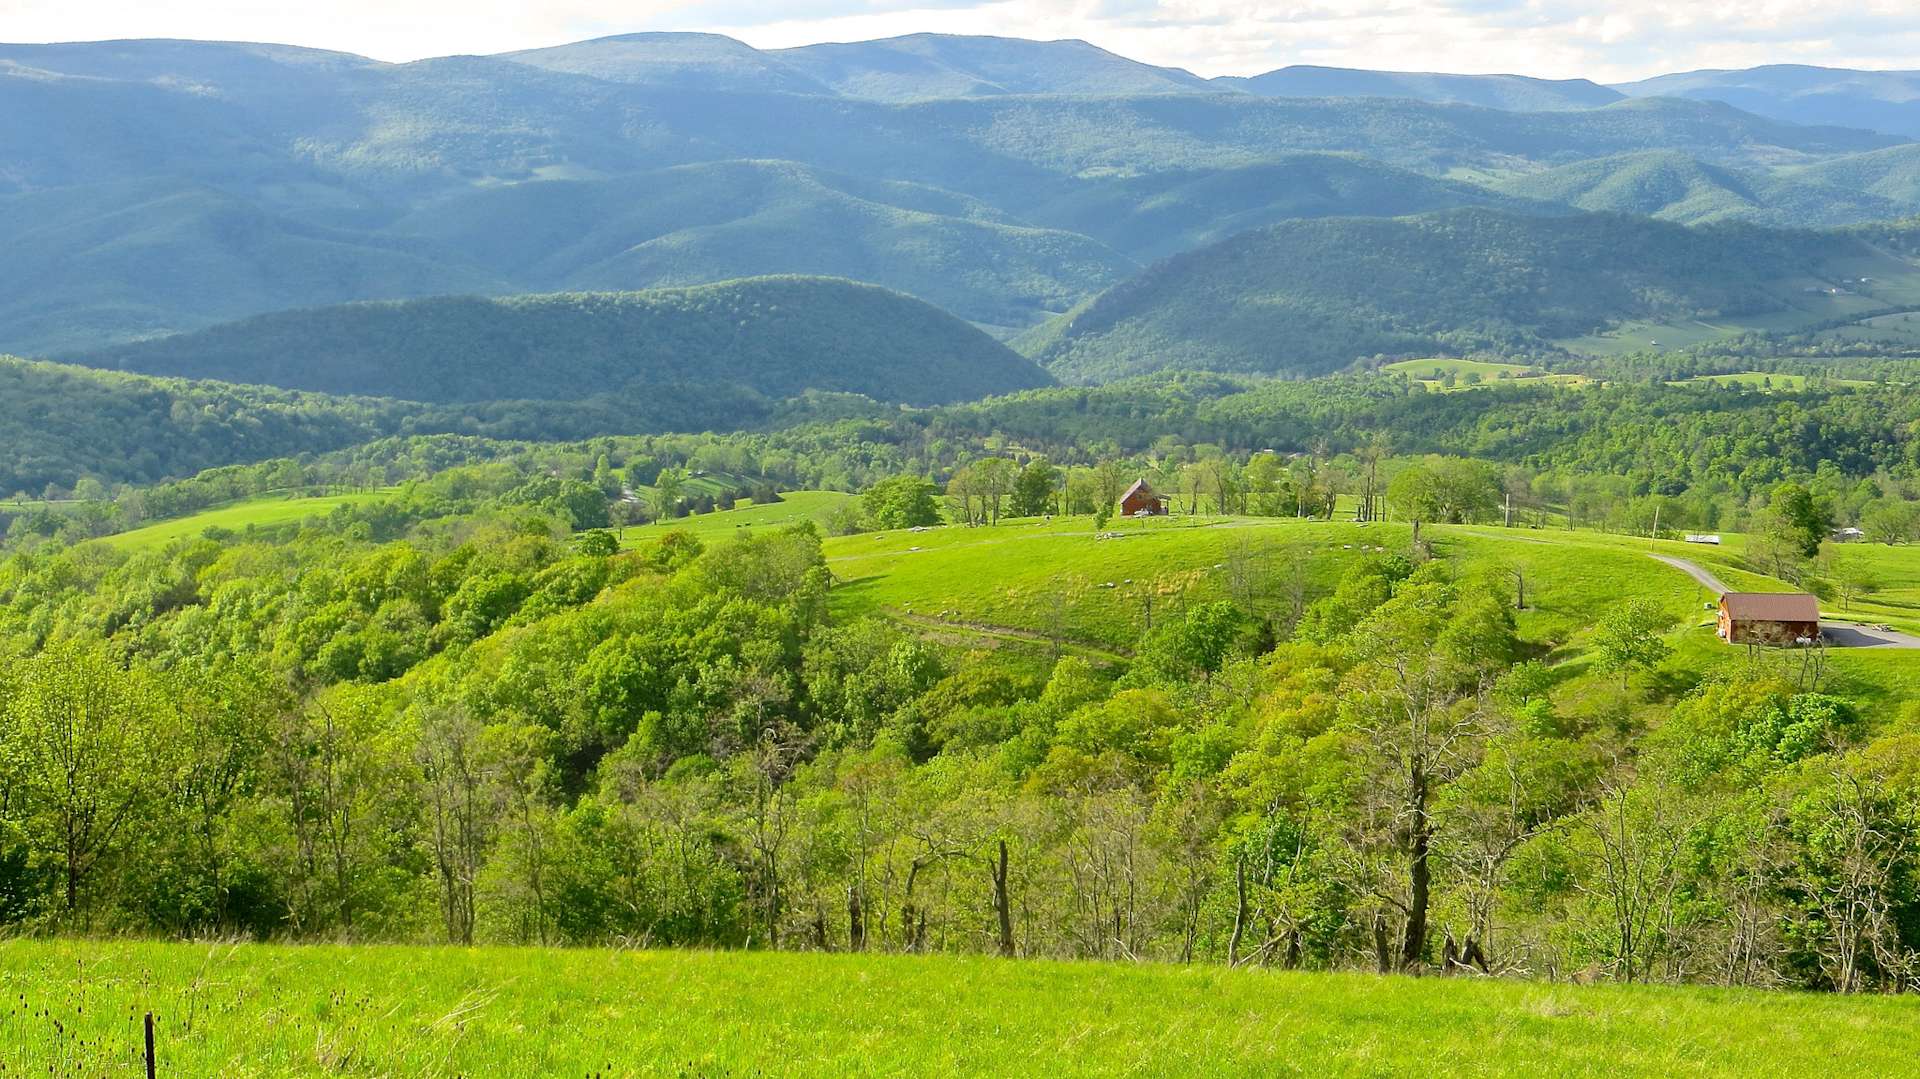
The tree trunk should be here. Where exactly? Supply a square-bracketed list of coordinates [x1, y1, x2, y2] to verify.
[848, 884, 866, 952]
[992, 839, 1015, 958]
[1400, 776, 1431, 972]
[1227, 853, 1248, 967]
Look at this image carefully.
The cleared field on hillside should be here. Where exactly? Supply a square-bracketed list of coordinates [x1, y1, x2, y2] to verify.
[103, 491, 392, 550]
[5, 940, 1918, 1078]
[1382, 357, 1588, 391]
[827, 515, 1406, 651]
[619, 490, 855, 543]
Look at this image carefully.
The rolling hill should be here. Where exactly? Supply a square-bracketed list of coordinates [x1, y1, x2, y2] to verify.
[1020, 208, 1911, 381]
[387, 160, 1130, 330]
[1225, 65, 1623, 111]
[0, 179, 504, 357]
[0, 355, 410, 494]
[1617, 65, 1920, 139]
[74, 277, 1053, 406]
[1020, 154, 1559, 261]
[1490, 150, 1919, 227]
[772, 33, 1215, 101]
[499, 32, 834, 94]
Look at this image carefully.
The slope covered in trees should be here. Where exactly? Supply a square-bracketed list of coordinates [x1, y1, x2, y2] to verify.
[1491, 151, 1920, 227]
[76, 277, 1052, 406]
[4, 34, 1910, 353]
[1022, 209, 1902, 381]
[388, 160, 1129, 330]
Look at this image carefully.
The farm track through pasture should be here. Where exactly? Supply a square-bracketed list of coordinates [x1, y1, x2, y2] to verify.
[1648, 553, 1732, 595]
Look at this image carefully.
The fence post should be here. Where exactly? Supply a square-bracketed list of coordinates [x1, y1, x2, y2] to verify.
[145, 1012, 156, 1079]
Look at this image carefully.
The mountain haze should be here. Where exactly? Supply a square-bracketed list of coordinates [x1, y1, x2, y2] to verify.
[1226, 65, 1623, 111]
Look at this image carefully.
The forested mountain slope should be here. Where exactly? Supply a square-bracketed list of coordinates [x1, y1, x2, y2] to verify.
[386, 160, 1130, 330]
[74, 277, 1052, 405]
[4, 34, 1910, 354]
[1022, 208, 1895, 381]
[1491, 151, 1920, 227]
[1021, 154, 1558, 261]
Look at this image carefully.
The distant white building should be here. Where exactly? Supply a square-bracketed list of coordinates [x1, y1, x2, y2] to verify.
[1685, 534, 1722, 545]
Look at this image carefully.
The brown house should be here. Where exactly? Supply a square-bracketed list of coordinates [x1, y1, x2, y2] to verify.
[1119, 479, 1168, 517]
[1718, 592, 1820, 646]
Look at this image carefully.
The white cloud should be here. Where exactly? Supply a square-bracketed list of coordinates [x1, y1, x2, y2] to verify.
[2, 0, 1919, 80]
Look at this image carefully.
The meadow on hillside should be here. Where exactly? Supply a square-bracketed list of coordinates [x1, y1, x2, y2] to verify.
[7, 940, 1920, 1077]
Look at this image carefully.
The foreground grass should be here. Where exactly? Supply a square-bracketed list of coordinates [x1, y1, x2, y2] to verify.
[4, 941, 1918, 1077]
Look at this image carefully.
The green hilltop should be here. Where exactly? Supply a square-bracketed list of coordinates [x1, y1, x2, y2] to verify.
[75, 277, 1052, 406]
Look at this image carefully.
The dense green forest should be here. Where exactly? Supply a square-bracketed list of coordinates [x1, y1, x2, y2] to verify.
[76, 277, 1048, 406]
[1022, 209, 1909, 380]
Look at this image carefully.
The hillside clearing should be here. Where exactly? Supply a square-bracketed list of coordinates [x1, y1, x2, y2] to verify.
[102, 491, 392, 550]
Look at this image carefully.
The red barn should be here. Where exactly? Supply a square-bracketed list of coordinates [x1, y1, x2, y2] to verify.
[1718, 592, 1820, 646]
[1119, 479, 1167, 517]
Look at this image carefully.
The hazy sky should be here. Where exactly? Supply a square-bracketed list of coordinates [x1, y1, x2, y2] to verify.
[6, 0, 1919, 81]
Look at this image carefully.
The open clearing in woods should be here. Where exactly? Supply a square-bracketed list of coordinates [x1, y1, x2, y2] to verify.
[5, 940, 1920, 1077]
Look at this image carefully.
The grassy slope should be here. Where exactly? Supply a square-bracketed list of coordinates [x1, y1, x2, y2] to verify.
[1381, 357, 1592, 391]
[6, 940, 1917, 1077]
[618, 490, 856, 542]
[103, 491, 391, 550]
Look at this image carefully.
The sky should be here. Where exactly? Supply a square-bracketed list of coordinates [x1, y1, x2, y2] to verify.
[5, 0, 1920, 82]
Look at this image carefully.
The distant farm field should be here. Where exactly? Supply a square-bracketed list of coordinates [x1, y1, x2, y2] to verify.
[618, 490, 855, 543]
[103, 491, 393, 549]
[5, 940, 1919, 1077]
[1380, 357, 1588, 390]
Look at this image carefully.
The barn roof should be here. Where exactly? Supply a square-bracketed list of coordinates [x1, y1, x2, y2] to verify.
[1121, 479, 1157, 501]
[1722, 592, 1819, 622]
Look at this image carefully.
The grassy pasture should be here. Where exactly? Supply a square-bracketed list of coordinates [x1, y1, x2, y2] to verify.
[102, 491, 392, 551]
[1380, 358, 1588, 391]
[826, 514, 1407, 651]
[5, 939, 1918, 1077]
[607, 493, 1920, 685]
[618, 490, 855, 544]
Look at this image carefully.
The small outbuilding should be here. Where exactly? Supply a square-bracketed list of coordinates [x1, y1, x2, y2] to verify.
[1119, 479, 1168, 517]
[1718, 592, 1820, 646]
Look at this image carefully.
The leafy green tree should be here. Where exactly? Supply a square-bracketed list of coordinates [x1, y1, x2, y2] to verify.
[5, 644, 170, 914]
[651, 468, 688, 522]
[861, 476, 940, 530]
[1766, 482, 1833, 560]
[1592, 599, 1676, 690]
[1010, 460, 1060, 518]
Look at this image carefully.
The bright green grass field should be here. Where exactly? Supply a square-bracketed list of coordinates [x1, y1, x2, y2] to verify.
[103, 491, 393, 550]
[1380, 358, 1588, 392]
[5, 940, 1918, 1078]
[826, 514, 1406, 652]
[618, 490, 854, 544]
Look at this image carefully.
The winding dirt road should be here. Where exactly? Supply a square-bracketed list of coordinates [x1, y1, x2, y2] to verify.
[1646, 552, 1920, 648]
